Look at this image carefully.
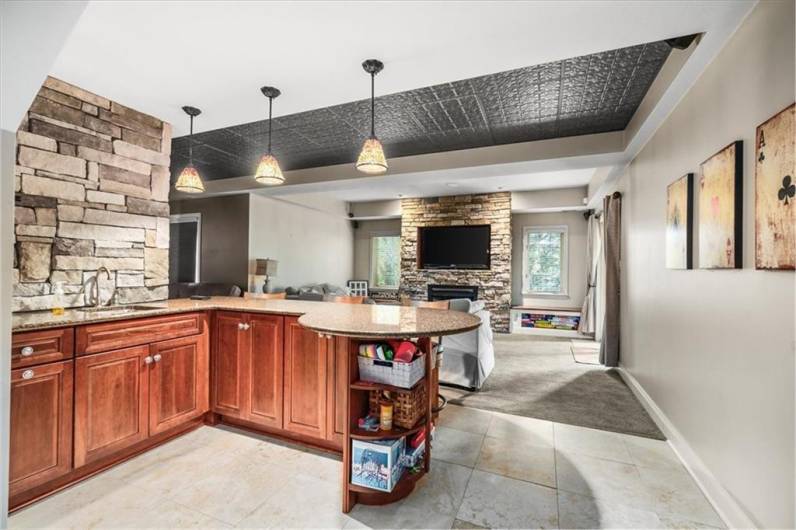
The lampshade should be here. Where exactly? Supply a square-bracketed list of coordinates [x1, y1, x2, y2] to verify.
[254, 154, 285, 185]
[356, 137, 388, 175]
[174, 165, 205, 193]
[255, 258, 278, 276]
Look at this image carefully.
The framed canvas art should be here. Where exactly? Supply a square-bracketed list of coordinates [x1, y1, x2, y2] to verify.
[698, 141, 743, 269]
[755, 103, 795, 270]
[666, 173, 694, 269]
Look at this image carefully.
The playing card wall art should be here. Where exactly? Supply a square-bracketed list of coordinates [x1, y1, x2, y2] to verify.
[666, 173, 694, 269]
[698, 141, 743, 269]
[755, 103, 795, 270]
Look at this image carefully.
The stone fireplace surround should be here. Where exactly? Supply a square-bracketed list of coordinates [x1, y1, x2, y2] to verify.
[399, 193, 511, 332]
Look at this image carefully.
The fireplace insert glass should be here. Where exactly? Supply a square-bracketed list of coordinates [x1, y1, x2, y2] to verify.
[418, 225, 490, 270]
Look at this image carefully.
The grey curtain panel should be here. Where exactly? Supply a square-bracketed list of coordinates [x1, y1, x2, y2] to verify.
[578, 213, 602, 336]
[600, 192, 622, 367]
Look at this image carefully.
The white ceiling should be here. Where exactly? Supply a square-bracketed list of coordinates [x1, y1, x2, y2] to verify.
[52, 1, 754, 137]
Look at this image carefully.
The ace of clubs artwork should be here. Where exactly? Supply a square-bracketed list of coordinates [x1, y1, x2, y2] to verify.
[699, 141, 743, 269]
[755, 103, 795, 270]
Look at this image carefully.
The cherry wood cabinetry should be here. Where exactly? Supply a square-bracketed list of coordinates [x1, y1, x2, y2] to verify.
[76, 312, 204, 355]
[149, 335, 209, 436]
[283, 316, 328, 440]
[212, 312, 249, 419]
[326, 335, 350, 448]
[9, 360, 73, 497]
[74, 345, 150, 467]
[12, 327, 73, 369]
[247, 313, 284, 429]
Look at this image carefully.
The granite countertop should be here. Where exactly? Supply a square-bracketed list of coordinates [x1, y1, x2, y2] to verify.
[12, 296, 481, 338]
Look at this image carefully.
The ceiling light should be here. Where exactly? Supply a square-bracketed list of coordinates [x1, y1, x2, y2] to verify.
[356, 59, 388, 175]
[174, 106, 205, 193]
[255, 86, 285, 185]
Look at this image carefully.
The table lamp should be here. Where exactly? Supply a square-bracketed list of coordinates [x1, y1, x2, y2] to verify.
[255, 258, 278, 293]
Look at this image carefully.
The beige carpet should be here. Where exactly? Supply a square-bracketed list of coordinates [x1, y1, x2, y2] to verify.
[442, 334, 664, 440]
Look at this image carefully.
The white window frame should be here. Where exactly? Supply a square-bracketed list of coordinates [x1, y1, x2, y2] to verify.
[369, 232, 400, 291]
[522, 225, 568, 297]
[170, 213, 202, 283]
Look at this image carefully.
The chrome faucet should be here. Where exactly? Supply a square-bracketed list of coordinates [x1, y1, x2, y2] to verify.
[92, 266, 115, 307]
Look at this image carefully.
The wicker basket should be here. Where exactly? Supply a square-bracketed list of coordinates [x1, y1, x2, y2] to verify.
[368, 380, 427, 429]
[357, 353, 426, 389]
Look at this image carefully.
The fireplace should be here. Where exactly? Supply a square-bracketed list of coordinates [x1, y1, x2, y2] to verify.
[427, 284, 479, 302]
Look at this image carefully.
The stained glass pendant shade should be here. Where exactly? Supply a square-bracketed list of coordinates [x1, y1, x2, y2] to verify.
[174, 106, 206, 193]
[356, 59, 388, 175]
[255, 86, 285, 185]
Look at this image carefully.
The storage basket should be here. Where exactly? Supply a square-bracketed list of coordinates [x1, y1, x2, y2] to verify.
[368, 380, 427, 429]
[357, 353, 426, 389]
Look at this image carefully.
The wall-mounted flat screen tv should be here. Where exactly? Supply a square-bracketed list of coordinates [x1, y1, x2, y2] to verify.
[418, 225, 491, 270]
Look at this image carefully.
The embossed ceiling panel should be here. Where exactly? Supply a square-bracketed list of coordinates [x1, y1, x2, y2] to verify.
[171, 39, 672, 181]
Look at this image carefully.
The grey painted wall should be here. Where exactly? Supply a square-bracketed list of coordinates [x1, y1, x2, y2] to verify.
[614, 1, 794, 526]
[511, 211, 588, 309]
[170, 194, 250, 289]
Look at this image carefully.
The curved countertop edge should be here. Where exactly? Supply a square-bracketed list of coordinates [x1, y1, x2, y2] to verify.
[12, 296, 482, 338]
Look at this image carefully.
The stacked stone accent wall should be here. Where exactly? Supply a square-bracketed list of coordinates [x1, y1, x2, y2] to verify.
[400, 193, 512, 331]
[13, 77, 171, 312]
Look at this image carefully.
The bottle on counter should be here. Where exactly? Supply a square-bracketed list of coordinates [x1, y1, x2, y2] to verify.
[51, 282, 65, 316]
[379, 392, 394, 431]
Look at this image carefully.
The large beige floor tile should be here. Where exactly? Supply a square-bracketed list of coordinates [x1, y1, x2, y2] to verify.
[555, 452, 655, 510]
[637, 466, 724, 527]
[350, 461, 472, 529]
[554, 423, 634, 463]
[432, 426, 485, 467]
[557, 490, 662, 529]
[621, 435, 683, 471]
[456, 469, 558, 529]
[437, 404, 494, 435]
[476, 435, 556, 488]
[486, 411, 554, 446]
[657, 513, 723, 529]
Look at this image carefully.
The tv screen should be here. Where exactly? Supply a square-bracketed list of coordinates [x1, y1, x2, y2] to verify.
[418, 225, 490, 270]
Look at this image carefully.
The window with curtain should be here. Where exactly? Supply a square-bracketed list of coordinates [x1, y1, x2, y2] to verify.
[370, 235, 400, 289]
[522, 225, 568, 295]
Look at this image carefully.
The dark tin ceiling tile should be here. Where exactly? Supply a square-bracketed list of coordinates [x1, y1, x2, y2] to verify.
[171, 39, 674, 181]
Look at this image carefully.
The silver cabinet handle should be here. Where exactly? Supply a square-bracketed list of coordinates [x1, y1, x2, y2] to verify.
[22, 369, 34, 380]
[21, 346, 34, 356]
[238, 322, 245, 330]
[144, 356, 153, 365]
[153, 354, 162, 362]
[243, 323, 250, 330]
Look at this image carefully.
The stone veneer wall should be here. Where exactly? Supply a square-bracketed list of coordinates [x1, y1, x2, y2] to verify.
[13, 77, 171, 312]
[400, 192, 512, 331]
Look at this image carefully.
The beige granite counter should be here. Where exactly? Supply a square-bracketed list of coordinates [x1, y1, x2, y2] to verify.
[12, 296, 481, 338]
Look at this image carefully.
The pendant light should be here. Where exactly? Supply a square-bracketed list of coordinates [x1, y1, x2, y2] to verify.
[356, 59, 388, 174]
[254, 86, 285, 185]
[174, 106, 205, 193]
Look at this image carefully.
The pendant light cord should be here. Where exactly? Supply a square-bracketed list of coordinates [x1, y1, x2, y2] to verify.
[370, 72, 376, 138]
[188, 114, 194, 165]
[268, 96, 273, 154]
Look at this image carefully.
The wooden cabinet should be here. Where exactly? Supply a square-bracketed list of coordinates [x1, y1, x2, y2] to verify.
[12, 327, 74, 369]
[283, 316, 328, 439]
[10, 360, 73, 497]
[247, 313, 284, 429]
[77, 312, 204, 355]
[74, 345, 150, 467]
[149, 335, 209, 436]
[212, 312, 248, 419]
[326, 336, 349, 448]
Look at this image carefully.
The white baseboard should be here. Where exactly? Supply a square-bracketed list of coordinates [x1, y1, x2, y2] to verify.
[616, 367, 757, 529]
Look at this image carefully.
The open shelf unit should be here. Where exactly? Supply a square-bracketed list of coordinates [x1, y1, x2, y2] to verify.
[342, 336, 434, 512]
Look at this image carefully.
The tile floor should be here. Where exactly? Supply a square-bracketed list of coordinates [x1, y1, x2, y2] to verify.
[10, 405, 724, 529]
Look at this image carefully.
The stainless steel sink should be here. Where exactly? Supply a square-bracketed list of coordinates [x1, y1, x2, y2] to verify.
[78, 305, 157, 314]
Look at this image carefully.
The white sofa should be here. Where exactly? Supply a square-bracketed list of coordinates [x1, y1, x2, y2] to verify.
[439, 298, 495, 390]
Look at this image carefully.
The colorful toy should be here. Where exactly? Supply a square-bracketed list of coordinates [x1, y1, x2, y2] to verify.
[357, 414, 380, 432]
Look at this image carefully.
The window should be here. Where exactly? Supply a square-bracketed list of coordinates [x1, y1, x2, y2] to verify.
[370, 235, 400, 289]
[522, 225, 568, 296]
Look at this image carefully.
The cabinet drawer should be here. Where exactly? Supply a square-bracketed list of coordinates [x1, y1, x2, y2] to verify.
[12, 327, 74, 369]
[76, 312, 206, 355]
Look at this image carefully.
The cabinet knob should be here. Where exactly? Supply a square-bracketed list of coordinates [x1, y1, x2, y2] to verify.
[238, 322, 245, 330]
[243, 323, 250, 330]
[153, 354, 162, 363]
[20, 346, 34, 357]
[22, 369, 34, 380]
[144, 356, 153, 365]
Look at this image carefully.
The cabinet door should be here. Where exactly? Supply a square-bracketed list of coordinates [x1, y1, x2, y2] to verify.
[149, 334, 209, 436]
[10, 360, 73, 496]
[326, 336, 349, 448]
[247, 314, 284, 429]
[212, 311, 248, 418]
[283, 317, 327, 439]
[75, 346, 149, 467]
